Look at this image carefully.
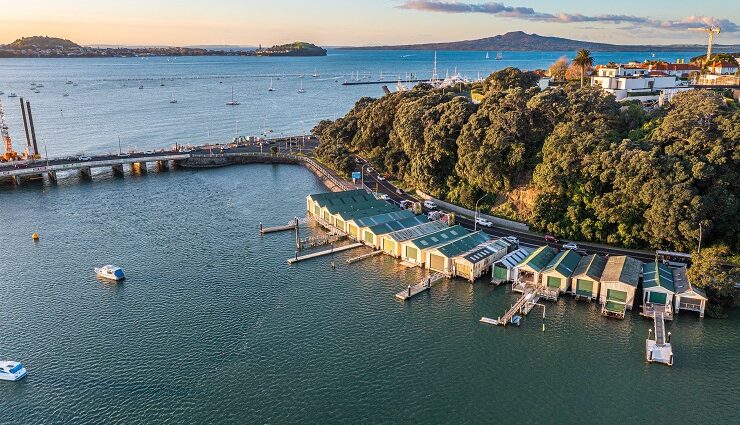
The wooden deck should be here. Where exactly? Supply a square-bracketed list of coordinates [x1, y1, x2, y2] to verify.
[287, 243, 364, 264]
[646, 311, 673, 366]
[395, 273, 445, 301]
[484, 286, 538, 327]
[346, 250, 383, 264]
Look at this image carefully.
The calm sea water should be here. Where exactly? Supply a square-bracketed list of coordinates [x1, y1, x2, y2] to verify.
[0, 49, 705, 157]
[1, 50, 738, 424]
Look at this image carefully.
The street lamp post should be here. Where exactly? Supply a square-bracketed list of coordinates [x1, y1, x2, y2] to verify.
[474, 194, 488, 231]
[360, 163, 370, 190]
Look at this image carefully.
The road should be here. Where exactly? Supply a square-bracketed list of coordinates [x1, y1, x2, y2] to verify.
[351, 157, 658, 263]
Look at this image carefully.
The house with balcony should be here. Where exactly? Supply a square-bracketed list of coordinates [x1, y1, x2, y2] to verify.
[672, 267, 707, 318]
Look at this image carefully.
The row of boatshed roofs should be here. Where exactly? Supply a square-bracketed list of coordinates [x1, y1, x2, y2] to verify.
[495, 245, 707, 319]
[307, 190, 519, 282]
[306, 190, 707, 319]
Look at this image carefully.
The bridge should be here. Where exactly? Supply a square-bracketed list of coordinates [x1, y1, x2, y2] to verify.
[0, 136, 320, 186]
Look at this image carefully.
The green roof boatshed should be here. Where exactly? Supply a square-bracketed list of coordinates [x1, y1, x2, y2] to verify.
[332, 201, 398, 239]
[306, 190, 376, 223]
[540, 249, 582, 299]
[348, 210, 414, 245]
[363, 214, 428, 249]
[492, 247, 533, 285]
[672, 267, 707, 318]
[513, 245, 558, 288]
[571, 254, 607, 301]
[599, 256, 642, 319]
[423, 231, 492, 276]
[641, 261, 676, 319]
[380, 220, 448, 258]
[401, 225, 468, 266]
[450, 237, 514, 282]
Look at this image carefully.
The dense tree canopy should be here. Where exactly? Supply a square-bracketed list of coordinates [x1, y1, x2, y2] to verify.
[312, 73, 740, 255]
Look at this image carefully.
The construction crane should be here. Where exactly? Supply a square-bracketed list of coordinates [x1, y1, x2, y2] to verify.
[0, 98, 19, 162]
[689, 26, 721, 65]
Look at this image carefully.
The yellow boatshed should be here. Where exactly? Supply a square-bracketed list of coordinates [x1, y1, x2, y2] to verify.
[539, 250, 582, 299]
[332, 202, 398, 239]
[307, 190, 376, 225]
[450, 237, 516, 282]
[348, 209, 414, 243]
[362, 214, 428, 248]
[571, 254, 607, 301]
[672, 267, 707, 318]
[380, 220, 448, 257]
[423, 231, 492, 276]
[599, 256, 642, 319]
[400, 225, 468, 266]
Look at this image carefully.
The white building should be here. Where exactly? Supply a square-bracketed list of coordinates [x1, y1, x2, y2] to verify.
[591, 64, 690, 102]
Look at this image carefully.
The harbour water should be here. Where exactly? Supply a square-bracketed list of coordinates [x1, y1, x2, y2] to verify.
[1, 50, 738, 423]
[0, 49, 705, 157]
[1, 164, 738, 423]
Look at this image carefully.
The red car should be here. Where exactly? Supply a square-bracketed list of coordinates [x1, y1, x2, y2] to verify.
[544, 235, 559, 244]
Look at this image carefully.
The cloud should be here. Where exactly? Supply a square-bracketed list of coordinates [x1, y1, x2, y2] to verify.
[397, 1, 739, 32]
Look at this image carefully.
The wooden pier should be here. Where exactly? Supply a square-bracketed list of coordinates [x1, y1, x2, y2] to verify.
[646, 309, 674, 366]
[346, 250, 383, 264]
[482, 286, 540, 327]
[395, 273, 445, 301]
[260, 218, 303, 235]
[287, 243, 363, 264]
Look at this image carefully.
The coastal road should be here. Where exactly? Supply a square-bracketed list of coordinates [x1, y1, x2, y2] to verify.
[351, 157, 658, 263]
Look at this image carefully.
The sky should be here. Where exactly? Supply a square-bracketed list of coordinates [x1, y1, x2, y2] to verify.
[1, 0, 739, 47]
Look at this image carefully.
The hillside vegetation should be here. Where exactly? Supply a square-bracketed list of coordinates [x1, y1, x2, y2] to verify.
[5, 36, 80, 49]
[313, 68, 740, 255]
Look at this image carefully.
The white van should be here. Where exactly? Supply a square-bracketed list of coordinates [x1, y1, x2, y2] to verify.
[423, 201, 437, 210]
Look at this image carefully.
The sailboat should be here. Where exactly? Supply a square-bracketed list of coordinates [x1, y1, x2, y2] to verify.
[312, 67, 319, 78]
[226, 86, 240, 105]
[297, 78, 306, 94]
[268, 78, 275, 92]
[169, 92, 178, 104]
[486, 52, 490, 59]
[495, 52, 503, 60]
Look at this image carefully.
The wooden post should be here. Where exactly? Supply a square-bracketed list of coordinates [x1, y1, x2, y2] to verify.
[259, 222, 263, 235]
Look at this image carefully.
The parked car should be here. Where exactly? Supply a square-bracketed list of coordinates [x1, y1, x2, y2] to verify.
[423, 200, 437, 210]
[117, 152, 130, 157]
[563, 242, 578, 250]
[377, 175, 386, 181]
[576, 249, 588, 256]
[143, 150, 154, 155]
[399, 200, 413, 209]
[378, 194, 390, 201]
[475, 217, 493, 228]
[78, 156, 91, 161]
[179, 149, 193, 153]
[544, 235, 559, 244]
[396, 188, 405, 195]
[367, 167, 374, 173]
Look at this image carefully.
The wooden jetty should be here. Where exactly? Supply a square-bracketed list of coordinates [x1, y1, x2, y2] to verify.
[395, 273, 445, 301]
[646, 309, 674, 366]
[287, 243, 363, 264]
[260, 219, 298, 235]
[346, 250, 383, 264]
[482, 286, 540, 327]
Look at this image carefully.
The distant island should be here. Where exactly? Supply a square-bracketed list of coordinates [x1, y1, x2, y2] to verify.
[344, 31, 740, 52]
[0, 36, 327, 58]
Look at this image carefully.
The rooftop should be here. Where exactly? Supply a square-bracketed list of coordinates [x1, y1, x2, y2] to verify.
[407, 225, 468, 250]
[352, 209, 414, 228]
[367, 214, 429, 236]
[517, 245, 558, 272]
[601, 256, 642, 287]
[434, 231, 492, 259]
[456, 238, 512, 264]
[496, 247, 534, 268]
[672, 267, 707, 299]
[386, 220, 449, 242]
[642, 261, 676, 292]
[573, 254, 607, 281]
[542, 249, 582, 278]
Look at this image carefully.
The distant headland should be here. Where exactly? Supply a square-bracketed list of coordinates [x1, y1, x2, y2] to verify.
[343, 31, 740, 52]
[0, 36, 327, 58]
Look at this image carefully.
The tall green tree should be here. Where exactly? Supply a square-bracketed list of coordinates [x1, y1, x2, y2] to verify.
[573, 49, 594, 87]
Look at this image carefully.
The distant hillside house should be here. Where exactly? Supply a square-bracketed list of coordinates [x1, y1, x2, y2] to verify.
[708, 61, 739, 75]
[591, 63, 692, 102]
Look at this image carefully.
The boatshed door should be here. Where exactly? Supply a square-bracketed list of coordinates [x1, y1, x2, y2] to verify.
[648, 291, 667, 304]
[429, 254, 445, 271]
[547, 276, 561, 288]
[406, 246, 418, 262]
[493, 265, 508, 280]
[607, 289, 628, 303]
[576, 279, 593, 297]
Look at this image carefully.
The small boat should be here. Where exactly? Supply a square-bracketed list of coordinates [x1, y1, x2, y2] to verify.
[36, 83, 44, 88]
[95, 265, 125, 281]
[66, 80, 73, 85]
[297, 78, 305, 93]
[0, 361, 27, 382]
[138, 85, 144, 90]
[169, 92, 177, 103]
[312, 67, 319, 78]
[226, 86, 240, 105]
[33, 90, 40, 94]
[72, 83, 78, 87]
[485, 52, 490, 59]
[63, 92, 69, 97]
[8, 93, 17, 97]
[268, 78, 275, 92]
[495, 52, 503, 60]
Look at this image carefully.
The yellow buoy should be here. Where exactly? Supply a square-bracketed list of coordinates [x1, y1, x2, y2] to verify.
[32, 233, 39, 241]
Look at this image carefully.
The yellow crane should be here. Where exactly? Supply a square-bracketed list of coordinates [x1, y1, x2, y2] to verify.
[689, 25, 721, 65]
[0, 98, 19, 162]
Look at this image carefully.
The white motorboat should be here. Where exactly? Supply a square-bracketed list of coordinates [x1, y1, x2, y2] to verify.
[0, 361, 27, 381]
[95, 265, 125, 281]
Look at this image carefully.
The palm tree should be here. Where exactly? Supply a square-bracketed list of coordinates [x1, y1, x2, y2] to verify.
[573, 49, 594, 87]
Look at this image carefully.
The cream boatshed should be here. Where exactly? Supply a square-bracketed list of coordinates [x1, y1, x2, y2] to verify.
[539, 249, 582, 299]
[363, 214, 428, 248]
[672, 267, 707, 318]
[513, 245, 558, 287]
[600, 256, 642, 319]
[492, 247, 533, 284]
[641, 261, 676, 318]
[380, 220, 449, 258]
[449, 237, 515, 282]
[400, 225, 468, 266]
[571, 254, 607, 301]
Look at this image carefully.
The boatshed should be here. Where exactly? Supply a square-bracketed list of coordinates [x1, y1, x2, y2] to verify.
[306, 190, 375, 222]
[401, 225, 468, 265]
[571, 254, 607, 301]
[599, 256, 642, 319]
[363, 214, 428, 248]
[672, 267, 707, 318]
[380, 220, 448, 257]
[449, 237, 514, 282]
[540, 249, 582, 298]
[492, 247, 533, 285]
[513, 245, 557, 286]
[348, 210, 414, 243]
[641, 261, 676, 317]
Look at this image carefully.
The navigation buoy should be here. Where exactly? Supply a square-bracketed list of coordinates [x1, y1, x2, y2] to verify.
[32, 233, 40, 241]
